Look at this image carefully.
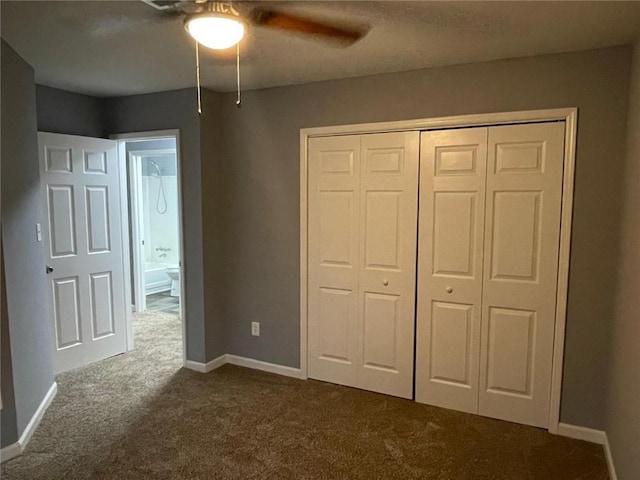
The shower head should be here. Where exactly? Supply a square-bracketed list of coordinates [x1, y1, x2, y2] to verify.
[149, 159, 162, 177]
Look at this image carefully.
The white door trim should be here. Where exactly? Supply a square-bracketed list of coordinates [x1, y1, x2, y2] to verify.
[127, 150, 146, 315]
[111, 130, 187, 368]
[300, 107, 578, 434]
[117, 142, 135, 351]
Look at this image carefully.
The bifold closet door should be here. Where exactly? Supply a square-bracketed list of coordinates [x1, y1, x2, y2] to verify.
[308, 135, 360, 388]
[478, 122, 564, 428]
[416, 122, 565, 428]
[415, 128, 488, 413]
[358, 133, 419, 398]
[307, 132, 419, 399]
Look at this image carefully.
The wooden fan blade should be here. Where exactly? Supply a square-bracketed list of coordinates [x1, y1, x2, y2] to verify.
[140, 0, 205, 16]
[248, 8, 368, 46]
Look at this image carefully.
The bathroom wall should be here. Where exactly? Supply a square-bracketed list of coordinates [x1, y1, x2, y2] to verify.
[126, 139, 177, 299]
[141, 154, 180, 266]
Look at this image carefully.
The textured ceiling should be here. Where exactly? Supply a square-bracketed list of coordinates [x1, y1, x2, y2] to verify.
[2, 1, 640, 97]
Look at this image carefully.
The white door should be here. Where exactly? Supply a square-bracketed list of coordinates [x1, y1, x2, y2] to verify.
[39, 132, 128, 374]
[308, 135, 360, 388]
[415, 122, 564, 428]
[358, 133, 419, 398]
[478, 122, 564, 428]
[308, 132, 419, 398]
[415, 127, 488, 413]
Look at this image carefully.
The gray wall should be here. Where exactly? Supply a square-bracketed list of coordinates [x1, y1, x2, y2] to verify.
[36, 84, 106, 138]
[104, 88, 213, 363]
[1, 40, 56, 437]
[1, 257, 18, 448]
[606, 39, 640, 480]
[213, 46, 632, 430]
[201, 89, 227, 361]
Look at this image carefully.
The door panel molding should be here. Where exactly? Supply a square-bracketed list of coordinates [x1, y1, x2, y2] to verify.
[301, 108, 578, 434]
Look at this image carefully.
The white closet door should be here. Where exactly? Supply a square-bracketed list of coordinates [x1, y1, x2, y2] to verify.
[358, 132, 419, 398]
[308, 135, 361, 388]
[415, 128, 488, 412]
[478, 122, 564, 427]
[307, 132, 419, 398]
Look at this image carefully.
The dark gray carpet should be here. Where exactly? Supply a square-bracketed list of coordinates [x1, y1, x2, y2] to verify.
[1, 311, 608, 479]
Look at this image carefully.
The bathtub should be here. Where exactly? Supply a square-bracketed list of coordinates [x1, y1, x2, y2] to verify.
[145, 261, 171, 295]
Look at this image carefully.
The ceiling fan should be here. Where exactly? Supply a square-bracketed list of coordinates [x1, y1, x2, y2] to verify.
[141, 0, 369, 50]
[141, 1, 368, 110]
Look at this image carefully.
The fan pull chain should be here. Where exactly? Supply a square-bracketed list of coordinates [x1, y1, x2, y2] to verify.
[236, 42, 241, 107]
[195, 41, 202, 115]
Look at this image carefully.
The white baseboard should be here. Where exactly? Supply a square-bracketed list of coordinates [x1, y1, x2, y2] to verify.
[556, 423, 617, 480]
[184, 354, 226, 373]
[603, 434, 618, 480]
[0, 443, 21, 463]
[19, 382, 57, 448]
[0, 382, 57, 463]
[145, 283, 171, 296]
[557, 423, 607, 444]
[184, 354, 303, 379]
[225, 354, 304, 379]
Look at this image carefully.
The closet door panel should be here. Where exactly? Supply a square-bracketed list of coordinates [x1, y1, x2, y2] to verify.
[429, 301, 474, 386]
[432, 191, 477, 277]
[308, 136, 361, 387]
[416, 128, 488, 413]
[358, 132, 419, 399]
[479, 122, 565, 428]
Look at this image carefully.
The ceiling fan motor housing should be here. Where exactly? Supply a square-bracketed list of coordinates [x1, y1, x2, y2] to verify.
[206, 2, 241, 17]
[184, 1, 246, 50]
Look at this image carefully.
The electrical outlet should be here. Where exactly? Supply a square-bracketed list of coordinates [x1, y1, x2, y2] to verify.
[251, 321, 260, 337]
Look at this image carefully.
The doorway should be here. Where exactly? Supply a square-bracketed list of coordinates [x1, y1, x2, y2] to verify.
[114, 131, 186, 359]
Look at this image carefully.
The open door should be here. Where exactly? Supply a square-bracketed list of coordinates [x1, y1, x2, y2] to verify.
[38, 132, 128, 374]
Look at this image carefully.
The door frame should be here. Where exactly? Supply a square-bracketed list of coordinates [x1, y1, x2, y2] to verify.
[299, 108, 578, 434]
[111, 130, 186, 367]
[128, 147, 177, 314]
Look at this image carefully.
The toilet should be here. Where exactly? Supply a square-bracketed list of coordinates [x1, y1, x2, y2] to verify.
[166, 265, 180, 297]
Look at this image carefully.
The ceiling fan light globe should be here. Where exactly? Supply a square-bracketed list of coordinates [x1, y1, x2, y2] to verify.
[185, 14, 244, 50]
